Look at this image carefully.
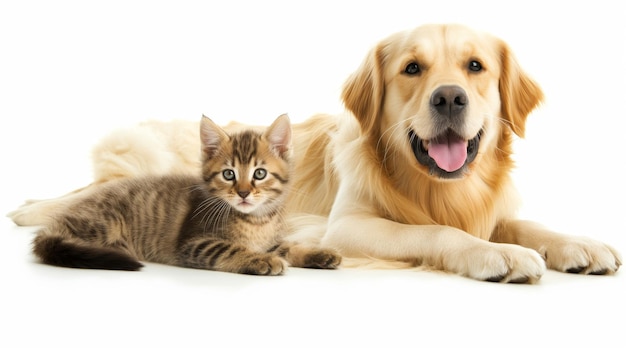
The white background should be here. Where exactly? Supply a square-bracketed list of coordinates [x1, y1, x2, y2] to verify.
[1, 1, 624, 350]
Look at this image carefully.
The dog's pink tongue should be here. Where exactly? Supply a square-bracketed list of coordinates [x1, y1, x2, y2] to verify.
[428, 134, 468, 172]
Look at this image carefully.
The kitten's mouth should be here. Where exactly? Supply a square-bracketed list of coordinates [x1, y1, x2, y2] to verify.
[237, 200, 253, 207]
[408, 128, 481, 179]
[235, 199, 257, 213]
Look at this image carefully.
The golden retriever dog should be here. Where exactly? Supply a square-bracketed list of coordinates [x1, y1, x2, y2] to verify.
[10, 24, 621, 283]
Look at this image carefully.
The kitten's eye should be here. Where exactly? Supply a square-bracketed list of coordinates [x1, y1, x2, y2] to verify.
[404, 62, 421, 75]
[253, 168, 267, 180]
[222, 169, 235, 181]
[468, 60, 483, 72]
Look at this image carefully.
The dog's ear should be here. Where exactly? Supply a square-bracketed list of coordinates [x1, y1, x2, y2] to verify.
[341, 42, 387, 136]
[498, 40, 545, 138]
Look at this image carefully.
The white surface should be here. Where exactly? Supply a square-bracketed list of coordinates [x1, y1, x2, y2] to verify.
[1, 1, 624, 350]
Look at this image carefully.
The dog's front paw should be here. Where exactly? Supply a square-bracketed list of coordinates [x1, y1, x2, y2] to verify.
[541, 237, 621, 275]
[448, 243, 546, 283]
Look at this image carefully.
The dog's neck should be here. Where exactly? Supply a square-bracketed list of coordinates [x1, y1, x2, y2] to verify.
[371, 128, 517, 240]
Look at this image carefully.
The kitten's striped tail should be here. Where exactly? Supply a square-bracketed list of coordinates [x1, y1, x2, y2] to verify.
[33, 235, 143, 271]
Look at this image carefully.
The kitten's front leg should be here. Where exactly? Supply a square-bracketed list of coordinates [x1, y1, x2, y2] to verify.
[178, 238, 287, 276]
[271, 242, 342, 269]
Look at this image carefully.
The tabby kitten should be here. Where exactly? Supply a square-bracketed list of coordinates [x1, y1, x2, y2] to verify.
[33, 114, 341, 275]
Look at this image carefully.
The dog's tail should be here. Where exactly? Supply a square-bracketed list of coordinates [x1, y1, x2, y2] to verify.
[33, 234, 143, 271]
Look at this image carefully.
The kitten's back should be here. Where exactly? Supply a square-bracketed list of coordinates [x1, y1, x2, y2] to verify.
[34, 175, 201, 270]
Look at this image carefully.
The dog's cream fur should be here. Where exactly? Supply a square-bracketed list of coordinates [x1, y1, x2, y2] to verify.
[10, 24, 621, 282]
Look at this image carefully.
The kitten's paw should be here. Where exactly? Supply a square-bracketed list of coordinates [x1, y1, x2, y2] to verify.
[242, 255, 287, 276]
[540, 237, 621, 275]
[301, 249, 342, 269]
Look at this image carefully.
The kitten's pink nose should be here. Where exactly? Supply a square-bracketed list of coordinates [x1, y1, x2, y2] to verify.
[238, 191, 250, 199]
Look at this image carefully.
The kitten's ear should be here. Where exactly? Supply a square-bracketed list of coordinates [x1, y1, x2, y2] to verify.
[200, 115, 229, 159]
[265, 114, 292, 158]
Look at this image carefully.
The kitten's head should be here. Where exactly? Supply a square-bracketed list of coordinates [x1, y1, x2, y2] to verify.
[199, 114, 292, 215]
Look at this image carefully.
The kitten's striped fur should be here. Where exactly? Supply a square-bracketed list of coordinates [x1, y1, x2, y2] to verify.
[33, 115, 341, 275]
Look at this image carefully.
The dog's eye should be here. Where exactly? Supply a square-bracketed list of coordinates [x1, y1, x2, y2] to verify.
[404, 62, 421, 75]
[468, 60, 483, 72]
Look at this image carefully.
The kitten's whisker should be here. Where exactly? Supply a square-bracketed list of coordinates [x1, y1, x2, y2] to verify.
[197, 198, 229, 234]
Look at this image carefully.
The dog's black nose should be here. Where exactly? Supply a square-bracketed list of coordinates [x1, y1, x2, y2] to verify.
[430, 85, 467, 118]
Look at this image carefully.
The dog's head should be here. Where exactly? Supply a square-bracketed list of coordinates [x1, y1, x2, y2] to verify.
[342, 24, 544, 180]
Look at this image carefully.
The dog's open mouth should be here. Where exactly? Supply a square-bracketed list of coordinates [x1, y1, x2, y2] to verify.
[409, 129, 481, 179]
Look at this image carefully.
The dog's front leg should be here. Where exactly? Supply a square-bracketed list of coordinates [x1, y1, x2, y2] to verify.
[323, 215, 546, 283]
[491, 220, 621, 275]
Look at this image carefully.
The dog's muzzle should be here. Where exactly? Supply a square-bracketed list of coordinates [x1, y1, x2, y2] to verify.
[409, 129, 481, 179]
